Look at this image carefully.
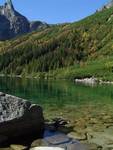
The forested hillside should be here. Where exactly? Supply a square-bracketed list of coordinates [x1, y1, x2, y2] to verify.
[1, 6, 113, 80]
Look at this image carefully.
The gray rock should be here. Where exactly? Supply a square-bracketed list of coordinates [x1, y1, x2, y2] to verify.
[0, 92, 5, 97]
[97, 0, 113, 12]
[32, 133, 87, 150]
[67, 143, 87, 150]
[0, 15, 10, 40]
[68, 132, 87, 141]
[30, 148, 64, 150]
[83, 143, 99, 150]
[30, 21, 48, 32]
[105, 0, 113, 9]
[0, 92, 44, 145]
[31, 139, 48, 147]
[45, 134, 70, 145]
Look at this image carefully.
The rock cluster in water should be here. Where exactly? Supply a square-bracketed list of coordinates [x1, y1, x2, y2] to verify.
[0, 0, 49, 40]
[0, 92, 44, 146]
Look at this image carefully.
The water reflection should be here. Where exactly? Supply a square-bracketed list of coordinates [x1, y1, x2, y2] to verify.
[0, 77, 113, 109]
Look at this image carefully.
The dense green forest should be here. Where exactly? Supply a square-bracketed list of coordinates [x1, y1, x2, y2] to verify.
[1, 7, 113, 80]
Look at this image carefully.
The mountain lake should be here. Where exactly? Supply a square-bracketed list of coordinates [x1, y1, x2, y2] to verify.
[0, 77, 113, 148]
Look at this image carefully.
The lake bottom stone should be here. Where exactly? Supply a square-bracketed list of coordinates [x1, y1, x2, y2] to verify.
[31, 131, 87, 150]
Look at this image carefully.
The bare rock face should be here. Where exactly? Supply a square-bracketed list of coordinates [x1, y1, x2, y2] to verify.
[0, 92, 44, 146]
[30, 21, 49, 32]
[0, 0, 49, 40]
[0, 15, 10, 40]
[8, 11, 30, 38]
[105, 0, 113, 9]
[98, 0, 113, 12]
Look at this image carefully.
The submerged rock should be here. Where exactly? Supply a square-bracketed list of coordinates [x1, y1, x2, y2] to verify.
[31, 139, 48, 147]
[30, 148, 64, 150]
[31, 131, 87, 150]
[68, 132, 87, 141]
[83, 143, 100, 150]
[10, 144, 27, 150]
[0, 92, 44, 145]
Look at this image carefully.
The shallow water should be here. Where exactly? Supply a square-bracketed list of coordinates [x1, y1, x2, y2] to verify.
[0, 77, 113, 119]
[1, 77, 113, 148]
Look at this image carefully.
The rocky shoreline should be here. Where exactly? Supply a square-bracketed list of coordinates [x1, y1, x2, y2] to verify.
[0, 92, 86, 150]
[75, 77, 113, 86]
[45, 115, 113, 150]
[1, 74, 113, 86]
[0, 92, 113, 150]
[2, 112, 113, 150]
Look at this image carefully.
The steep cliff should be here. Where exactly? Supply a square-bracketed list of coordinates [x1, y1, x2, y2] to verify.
[0, 0, 48, 40]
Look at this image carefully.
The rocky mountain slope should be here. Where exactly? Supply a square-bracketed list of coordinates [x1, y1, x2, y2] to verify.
[0, 1, 113, 80]
[98, 0, 113, 11]
[0, 0, 49, 40]
[105, 0, 113, 8]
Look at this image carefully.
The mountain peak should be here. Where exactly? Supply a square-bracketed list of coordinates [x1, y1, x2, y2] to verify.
[6, 0, 14, 10]
[7, 0, 12, 4]
[0, 0, 14, 16]
[0, 0, 49, 40]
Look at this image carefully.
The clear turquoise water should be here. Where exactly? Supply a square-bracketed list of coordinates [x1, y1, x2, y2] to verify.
[0, 77, 113, 119]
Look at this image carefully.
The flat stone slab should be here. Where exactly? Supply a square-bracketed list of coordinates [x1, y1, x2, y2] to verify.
[45, 134, 71, 145]
[32, 131, 88, 150]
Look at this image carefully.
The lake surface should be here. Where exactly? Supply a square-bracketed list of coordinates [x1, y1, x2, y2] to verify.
[1, 77, 113, 148]
[0, 77, 113, 119]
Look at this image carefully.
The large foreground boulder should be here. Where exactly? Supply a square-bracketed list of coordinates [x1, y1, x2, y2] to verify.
[0, 92, 44, 145]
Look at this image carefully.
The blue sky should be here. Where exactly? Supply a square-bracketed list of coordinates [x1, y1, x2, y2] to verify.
[0, 0, 109, 23]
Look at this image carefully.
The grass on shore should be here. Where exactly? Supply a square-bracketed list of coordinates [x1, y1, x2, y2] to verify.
[17, 57, 113, 81]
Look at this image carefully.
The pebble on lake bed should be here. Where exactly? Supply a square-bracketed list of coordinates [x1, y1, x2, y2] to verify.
[30, 147, 64, 150]
[10, 144, 27, 150]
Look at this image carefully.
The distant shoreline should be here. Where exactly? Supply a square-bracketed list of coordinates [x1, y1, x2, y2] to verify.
[1, 74, 113, 85]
